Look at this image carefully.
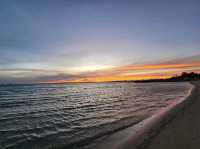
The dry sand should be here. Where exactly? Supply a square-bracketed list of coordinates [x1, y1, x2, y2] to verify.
[144, 81, 200, 149]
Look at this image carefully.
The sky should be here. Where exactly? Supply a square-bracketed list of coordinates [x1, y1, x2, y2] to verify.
[0, 0, 200, 84]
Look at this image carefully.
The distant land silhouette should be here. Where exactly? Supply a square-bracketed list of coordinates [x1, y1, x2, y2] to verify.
[135, 72, 200, 83]
[1, 72, 200, 85]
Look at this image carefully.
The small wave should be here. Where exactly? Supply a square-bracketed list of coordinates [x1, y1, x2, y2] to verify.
[0, 82, 192, 149]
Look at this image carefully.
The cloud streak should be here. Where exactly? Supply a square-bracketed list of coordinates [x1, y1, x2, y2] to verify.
[1, 55, 200, 84]
[45, 55, 200, 83]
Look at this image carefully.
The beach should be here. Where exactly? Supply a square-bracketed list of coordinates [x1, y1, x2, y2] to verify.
[92, 82, 199, 149]
[144, 81, 200, 149]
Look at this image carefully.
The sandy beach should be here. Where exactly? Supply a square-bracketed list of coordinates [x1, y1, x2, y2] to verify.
[92, 82, 199, 149]
[143, 81, 200, 149]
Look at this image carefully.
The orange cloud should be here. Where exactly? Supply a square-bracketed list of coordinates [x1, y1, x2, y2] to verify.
[45, 60, 200, 83]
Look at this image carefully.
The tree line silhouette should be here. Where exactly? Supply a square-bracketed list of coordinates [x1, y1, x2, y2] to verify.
[135, 72, 200, 83]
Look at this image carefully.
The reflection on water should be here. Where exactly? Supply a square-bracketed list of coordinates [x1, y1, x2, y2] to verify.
[0, 82, 191, 149]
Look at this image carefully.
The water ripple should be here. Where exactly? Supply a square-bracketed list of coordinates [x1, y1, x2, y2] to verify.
[0, 82, 192, 149]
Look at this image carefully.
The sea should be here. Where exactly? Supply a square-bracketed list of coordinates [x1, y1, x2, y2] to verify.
[0, 82, 192, 149]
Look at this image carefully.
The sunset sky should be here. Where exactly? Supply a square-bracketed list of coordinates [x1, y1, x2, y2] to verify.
[0, 0, 200, 84]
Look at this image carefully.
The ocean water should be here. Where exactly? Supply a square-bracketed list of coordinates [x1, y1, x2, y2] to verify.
[0, 82, 192, 149]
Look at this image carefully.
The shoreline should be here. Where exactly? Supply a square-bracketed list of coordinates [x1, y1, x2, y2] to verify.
[93, 81, 197, 149]
[144, 81, 200, 149]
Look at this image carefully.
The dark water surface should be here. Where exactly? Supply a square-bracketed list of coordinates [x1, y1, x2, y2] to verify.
[0, 82, 192, 149]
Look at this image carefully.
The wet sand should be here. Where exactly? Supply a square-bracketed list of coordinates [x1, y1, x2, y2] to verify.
[144, 81, 200, 149]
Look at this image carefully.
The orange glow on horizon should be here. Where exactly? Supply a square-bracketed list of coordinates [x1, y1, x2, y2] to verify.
[43, 62, 200, 83]
[46, 74, 171, 83]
